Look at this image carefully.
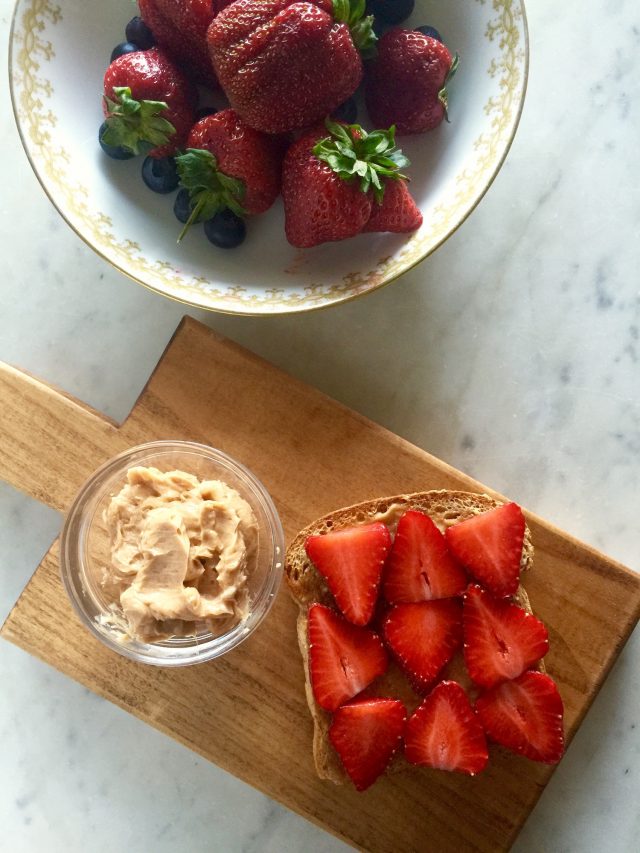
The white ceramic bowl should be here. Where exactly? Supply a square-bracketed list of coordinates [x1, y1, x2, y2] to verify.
[9, 0, 528, 314]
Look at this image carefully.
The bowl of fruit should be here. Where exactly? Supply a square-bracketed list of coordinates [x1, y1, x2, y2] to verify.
[9, 0, 528, 315]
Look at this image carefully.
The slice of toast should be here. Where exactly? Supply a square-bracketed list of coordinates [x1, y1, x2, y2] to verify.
[285, 490, 540, 785]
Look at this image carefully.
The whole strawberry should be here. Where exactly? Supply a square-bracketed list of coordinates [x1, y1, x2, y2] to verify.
[208, 0, 376, 134]
[138, 0, 223, 87]
[282, 120, 422, 248]
[102, 48, 197, 158]
[175, 109, 285, 239]
[365, 29, 459, 134]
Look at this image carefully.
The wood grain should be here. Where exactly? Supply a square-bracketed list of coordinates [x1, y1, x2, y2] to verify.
[1, 317, 639, 853]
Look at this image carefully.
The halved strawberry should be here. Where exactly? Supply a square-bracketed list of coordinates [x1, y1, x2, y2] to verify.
[463, 585, 549, 688]
[382, 600, 462, 692]
[308, 603, 388, 712]
[404, 681, 489, 774]
[305, 522, 392, 626]
[329, 698, 406, 791]
[383, 510, 467, 604]
[476, 671, 565, 764]
[445, 503, 526, 598]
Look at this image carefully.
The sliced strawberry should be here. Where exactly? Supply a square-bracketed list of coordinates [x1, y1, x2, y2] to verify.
[382, 600, 462, 692]
[404, 681, 489, 774]
[383, 510, 467, 604]
[308, 603, 388, 712]
[305, 522, 392, 626]
[463, 585, 549, 688]
[476, 671, 565, 764]
[329, 697, 406, 791]
[445, 503, 526, 598]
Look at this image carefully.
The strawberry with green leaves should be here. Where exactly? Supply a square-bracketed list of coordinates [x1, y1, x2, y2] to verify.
[102, 48, 196, 158]
[174, 109, 285, 240]
[282, 120, 422, 248]
[208, 0, 376, 134]
[366, 29, 459, 134]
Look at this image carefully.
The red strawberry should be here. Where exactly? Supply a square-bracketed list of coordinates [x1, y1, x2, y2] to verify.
[382, 600, 462, 692]
[329, 697, 406, 791]
[207, 0, 375, 134]
[463, 585, 549, 688]
[383, 510, 467, 604]
[283, 128, 371, 248]
[365, 29, 459, 134]
[404, 681, 489, 774]
[305, 522, 391, 625]
[175, 110, 284, 238]
[445, 503, 526, 598]
[138, 0, 220, 87]
[308, 604, 388, 712]
[283, 121, 419, 248]
[476, 671, 565, 764]
[102, 48, 196, 157]
[362, 178, 423, 234]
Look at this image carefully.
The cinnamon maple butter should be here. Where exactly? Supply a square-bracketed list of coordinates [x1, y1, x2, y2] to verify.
[104, 466, 258, 642]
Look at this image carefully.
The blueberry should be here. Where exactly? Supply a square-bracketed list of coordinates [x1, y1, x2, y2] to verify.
[204, 210, 246, 249]
[110, 42, 140, 63]
[333, 97, 358, 124]
[368, 0, 415, 26]
[416, 25, 443, 42]
[195, 106, 218, 121]
[99, 121, 134, 160]
[141, 156, 180, 193]
[125, 16, 155, 50]
[174, 188, 193, 224]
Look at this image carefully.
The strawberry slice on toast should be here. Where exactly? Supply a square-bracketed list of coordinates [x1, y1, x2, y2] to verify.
[476, 671, 565, 764]
[305, 522, 391, 626]
[329, 697, 406, 791]
[383, 600, 463, 693]
[404, 681, 489, 774]
[445, 502, 526, 598]
[308, 603, 388, 712]
[463, 584, 549, 688]
[383, 509, 467, 604]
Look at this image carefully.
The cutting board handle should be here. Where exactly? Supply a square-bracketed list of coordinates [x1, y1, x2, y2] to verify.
[0, 363, 119, 512]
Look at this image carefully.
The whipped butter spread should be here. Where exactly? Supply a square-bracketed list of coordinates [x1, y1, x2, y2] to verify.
[104, 466, 258, 642]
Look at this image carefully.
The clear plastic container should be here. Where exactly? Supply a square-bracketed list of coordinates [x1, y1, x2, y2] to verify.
[60, 441, 284, 666]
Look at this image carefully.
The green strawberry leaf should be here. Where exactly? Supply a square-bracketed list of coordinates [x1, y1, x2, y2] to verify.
[438, 53, 460, 122]
[175, 148, 246, 242]
[332, 0, 377, 57]
[312, 119, 410, 204]
[101, 87, 176, 155]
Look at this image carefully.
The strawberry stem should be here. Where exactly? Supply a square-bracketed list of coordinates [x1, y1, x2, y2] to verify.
[175, 148, 246, 242]
[332, 0, 377, 57]
[438, 54, 460, 123]
[313, 119, 410, 204]
[102, 87, 175, 155]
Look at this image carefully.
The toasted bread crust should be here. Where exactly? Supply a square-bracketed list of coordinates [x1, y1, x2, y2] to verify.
[285, 491, 540, 786]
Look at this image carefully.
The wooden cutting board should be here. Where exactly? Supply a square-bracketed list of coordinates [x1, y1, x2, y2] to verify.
[1, 316, 638, 853]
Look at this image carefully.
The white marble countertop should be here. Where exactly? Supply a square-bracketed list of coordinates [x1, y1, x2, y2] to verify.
[1, 1, 638, 850]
